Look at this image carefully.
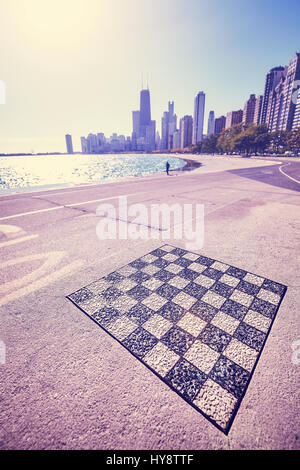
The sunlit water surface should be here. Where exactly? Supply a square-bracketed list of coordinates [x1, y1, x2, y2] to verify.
[0, 153, 186, 194]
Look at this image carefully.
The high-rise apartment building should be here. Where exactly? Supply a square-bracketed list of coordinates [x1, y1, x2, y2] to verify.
[193, 91, 205, 144]
[180, 115, 193, 148]
[214, 116, 226, 134]
[207, 111, 215, 136]
[254, 95, 263, 125]
[266, 73, 286, 131]
[243, 94, 256, 124]
[65, 134, 73, 154]
[278, 53, 300, 131]
[225, 110, 243, 129]
[261, 66, 286, 124]
[292, 87, 300, 130]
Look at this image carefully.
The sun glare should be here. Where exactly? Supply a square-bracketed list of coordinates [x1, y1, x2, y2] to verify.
[8, 0, 117, 50]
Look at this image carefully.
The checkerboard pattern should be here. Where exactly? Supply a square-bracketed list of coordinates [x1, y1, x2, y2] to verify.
[67, 245, 287, 433]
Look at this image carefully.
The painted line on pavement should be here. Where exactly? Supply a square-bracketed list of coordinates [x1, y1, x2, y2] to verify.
[279, 163, 300, 185]
[0, 259, 84, 307]
[0, 192, 147, 221]
[0, 234, 38, 248]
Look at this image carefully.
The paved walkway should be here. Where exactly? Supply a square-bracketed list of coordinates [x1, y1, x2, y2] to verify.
[0, 155, 299, 449]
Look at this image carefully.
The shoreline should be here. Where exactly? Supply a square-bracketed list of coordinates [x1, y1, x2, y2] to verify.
[0, 153, 188, 196]
[0, 152, 286, 198]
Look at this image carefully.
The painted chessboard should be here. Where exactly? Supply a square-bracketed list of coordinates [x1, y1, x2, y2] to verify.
[67, 245, 287, 433]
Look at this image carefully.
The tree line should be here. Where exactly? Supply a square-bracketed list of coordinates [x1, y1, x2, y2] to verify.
[191, 124, 300, 156]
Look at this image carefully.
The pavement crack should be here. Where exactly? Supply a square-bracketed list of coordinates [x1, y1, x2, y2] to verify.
[33, 196, 93, 216]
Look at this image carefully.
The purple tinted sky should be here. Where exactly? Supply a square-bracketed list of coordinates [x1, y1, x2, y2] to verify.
[0, 0, 300, 153]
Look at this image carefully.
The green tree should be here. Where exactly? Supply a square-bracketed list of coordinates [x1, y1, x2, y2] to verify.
[217, 123, 243, 153]
[270, 130, 287, 154]
[201, 134, 218, 154]
[286, 129, 300, 154]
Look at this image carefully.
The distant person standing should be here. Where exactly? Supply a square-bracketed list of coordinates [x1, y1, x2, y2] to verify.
[166, 161, 170, 175]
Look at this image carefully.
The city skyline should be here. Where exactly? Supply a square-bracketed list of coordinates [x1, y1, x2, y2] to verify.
[0, 0, 300, 153]
[79, 48, 300, 155]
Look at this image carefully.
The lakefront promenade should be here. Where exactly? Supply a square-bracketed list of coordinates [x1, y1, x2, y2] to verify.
[0, 154, 299, 450]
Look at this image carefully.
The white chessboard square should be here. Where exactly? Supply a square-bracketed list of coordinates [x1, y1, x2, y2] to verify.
[184, 341, 220, 374]
[243, 273, 264, 286]
[257, 288, 281, 305]
[210, 261, 230, 272]
[106, 316, 138, 341]
[230, 290, 254, 308]
[111, 295, 138, 313]
[80, 294, 108, 314]
[177, 313, 207, 337]
[162, 253, 179, 262]
[172, 291, 197, 309]
[243, 309, 272, 333]
[142, 278, 164, 291]
[211, 311, 240, 335]
[165, 263, 185, 274]
[201, 290, 226, 309]
[143, 314, 173, 339]
[117, 278, 138, 293]
[117, 265, 138, 277]
[143, 342, 179, 377]
[219, 273, 241, 288]
[161, 245, 176, 253]
[140, 254, 158, 263]
[141, 264, 161, 275]
[223, 338, 258, 372]
[188, 262, 207, 273]
[142, 293, 168, 311]
[182, 252, 199, 261]
[87, 279, 111, 294]
[168, 275, 190, 289]
[193, 379, 238, 429]
[194, 274, 216, 289]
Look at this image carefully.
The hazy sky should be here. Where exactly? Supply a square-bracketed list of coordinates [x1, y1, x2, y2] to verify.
[1, 0, 300, 153]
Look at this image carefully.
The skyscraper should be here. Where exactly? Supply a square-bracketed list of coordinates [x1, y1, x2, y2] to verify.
[65, 134, 73, 154]
[266, 73, 286, 131]
[207, 111, 215, 136]
[161, 111, 169, 151]
[278, 52, 300, 131]
[132, 87, 156, 151]
[261, 66, 286, 124]
[139, 89, 151, 138]
[292, 88, 300, 130]
[160, 101, 177, 150]
[254, 95, 263, 125]
[193, 91, 205, 144]
[180, 115, 193, 148]
[214, 116, 226, 134]
[132, 110, 140, 136]
[243, 94, 256, 124]
[145, 120, 156, 151]
[173, 129, 181, 149]
[225, 110, 243, 128]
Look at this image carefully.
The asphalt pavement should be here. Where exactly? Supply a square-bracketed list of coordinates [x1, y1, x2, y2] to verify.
[0, 155, 299, 450]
